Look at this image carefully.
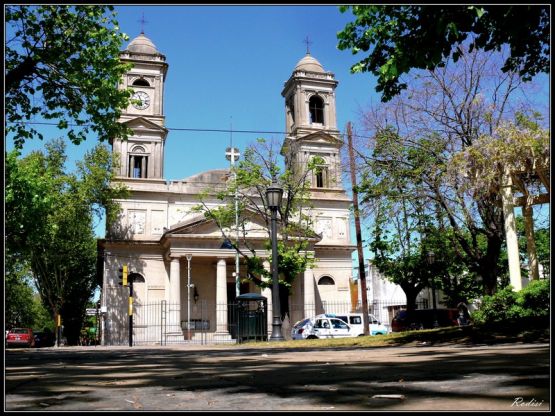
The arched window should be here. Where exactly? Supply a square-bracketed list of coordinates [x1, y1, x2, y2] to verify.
[132, 78, 150, 87]
[128, 146, 148, 179]
[311, 155, 328, 188]
[309, 95, 324, 124]
[317, 275, 335, 285]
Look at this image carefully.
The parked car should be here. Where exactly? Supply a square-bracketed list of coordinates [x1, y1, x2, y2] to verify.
[391, 308, 459, 332]
[34, 330, 56, 348]
[291, 318, 313, 340]
[325, 313, 389, 336]
[6, 328, 35, 348]
[291, 316, 355, 340]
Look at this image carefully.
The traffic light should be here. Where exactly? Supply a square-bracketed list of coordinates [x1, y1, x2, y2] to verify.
[118, 264, 128, 286]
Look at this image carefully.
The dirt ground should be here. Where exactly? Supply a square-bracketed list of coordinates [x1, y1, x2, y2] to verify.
[5, 341, 550, 411]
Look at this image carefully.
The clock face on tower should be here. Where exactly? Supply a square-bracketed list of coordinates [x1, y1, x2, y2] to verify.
[131, 91, 150, 110]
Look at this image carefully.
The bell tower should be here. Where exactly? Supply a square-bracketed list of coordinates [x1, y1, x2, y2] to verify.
[112, 32, 169, 179]
[281, 52, 343, 191]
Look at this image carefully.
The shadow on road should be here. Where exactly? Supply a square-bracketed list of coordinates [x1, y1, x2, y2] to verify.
[5, 343, 550, 411]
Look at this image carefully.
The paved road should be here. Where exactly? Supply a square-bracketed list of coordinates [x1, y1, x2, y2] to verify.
[5, 342, 550, 411]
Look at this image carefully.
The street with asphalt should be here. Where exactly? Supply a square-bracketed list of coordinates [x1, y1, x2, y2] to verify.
[4, 342, 550, 411]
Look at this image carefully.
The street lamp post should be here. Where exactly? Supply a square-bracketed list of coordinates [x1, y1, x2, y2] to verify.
[266, 181, 285, 341]
[185, 253, 193, 340]
[225, 146, 241, 298]
[427, 251, 439, 328]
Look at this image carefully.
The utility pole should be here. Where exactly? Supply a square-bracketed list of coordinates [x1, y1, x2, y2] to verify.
[347, 121, 370, 336]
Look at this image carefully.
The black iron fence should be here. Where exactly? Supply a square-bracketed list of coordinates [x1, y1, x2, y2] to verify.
[105, 298, 429, 346]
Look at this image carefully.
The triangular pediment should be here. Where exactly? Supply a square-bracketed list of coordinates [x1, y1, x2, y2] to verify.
[162, 208, 320, 242]
[163, 210, 270, 239]
[297, 131, 342, 145]
[124, 117, 168, 134]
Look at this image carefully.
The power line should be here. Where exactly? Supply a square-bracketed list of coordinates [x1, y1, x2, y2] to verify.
[6, 121, 374, 141]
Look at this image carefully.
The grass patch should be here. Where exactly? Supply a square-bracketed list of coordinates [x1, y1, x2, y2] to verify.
[230, 325, 549, 350]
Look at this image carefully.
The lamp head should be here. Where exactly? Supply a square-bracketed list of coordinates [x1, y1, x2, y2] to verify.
[266, 181, 283, 209]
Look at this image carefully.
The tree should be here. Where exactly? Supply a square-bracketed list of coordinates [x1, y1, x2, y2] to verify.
[532, 227, 550, 278]
[5, 264, 36, 329]
[194, 138, 319, 318]
[449, 116, 550, 283]
[5, 139, 127, 344]
[362, 127, 479, 310]
[449, 116, 550, 201]
[337, 5, 549, 102]
[5, 5, 133, 148]
[354, 46, 547, 295]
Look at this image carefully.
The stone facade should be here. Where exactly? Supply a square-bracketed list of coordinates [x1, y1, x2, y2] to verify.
[98, 34, 355, 345]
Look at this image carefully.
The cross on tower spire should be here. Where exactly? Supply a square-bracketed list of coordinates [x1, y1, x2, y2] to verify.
[303, 36, 313, 55]
[138, 12, 148, 34]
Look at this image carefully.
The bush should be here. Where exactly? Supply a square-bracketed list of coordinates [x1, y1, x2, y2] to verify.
[517, 279, 550, 318]
[472, 279, 550, 332]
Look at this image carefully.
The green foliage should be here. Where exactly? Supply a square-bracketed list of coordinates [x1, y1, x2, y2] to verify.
[533, 227, 550, 276]
[516, 279, 550, 318]
[31, 294, 56, 332]
[194, 138, 317, 311]
[472, 285, 519, 325]
[337, 5, 549, 101]
[472, 280, 550, 329]
[353, 37, 549, 296]
[5, 267, 36, 328]
[5, 5, 133, 148]
[362, 126, 480, 308]
[5, 139, 126, 344]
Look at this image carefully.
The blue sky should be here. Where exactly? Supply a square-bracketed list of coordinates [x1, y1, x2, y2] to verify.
[6, 5, 549, 263]
[7, 6, 377, 175]
[7, 5, 381, 249]
[113, 5, 378, 181]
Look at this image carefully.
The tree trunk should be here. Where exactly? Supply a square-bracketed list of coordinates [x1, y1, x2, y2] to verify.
[479, 234, 503, 295]
[401, 284, 422, 312]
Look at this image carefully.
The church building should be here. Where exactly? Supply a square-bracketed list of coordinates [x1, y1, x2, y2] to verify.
[98, 32, 356, 345]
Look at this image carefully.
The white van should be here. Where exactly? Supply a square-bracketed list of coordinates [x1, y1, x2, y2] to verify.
[324, 313, 389, 336]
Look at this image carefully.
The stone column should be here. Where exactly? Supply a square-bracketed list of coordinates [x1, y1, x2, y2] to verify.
[169, 257, 181, 331]
[304, 268, 315, 318]
[215, 259, 229, 335]
[262, 260, 273, 336]
[501, 169, 522, 291]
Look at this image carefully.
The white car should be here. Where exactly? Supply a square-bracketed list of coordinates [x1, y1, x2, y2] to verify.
[291, 316, 355, 340]
[327, 313, 389, 336]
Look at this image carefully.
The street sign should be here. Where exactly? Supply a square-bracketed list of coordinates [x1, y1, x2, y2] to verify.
[85, 308, 98, 316]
